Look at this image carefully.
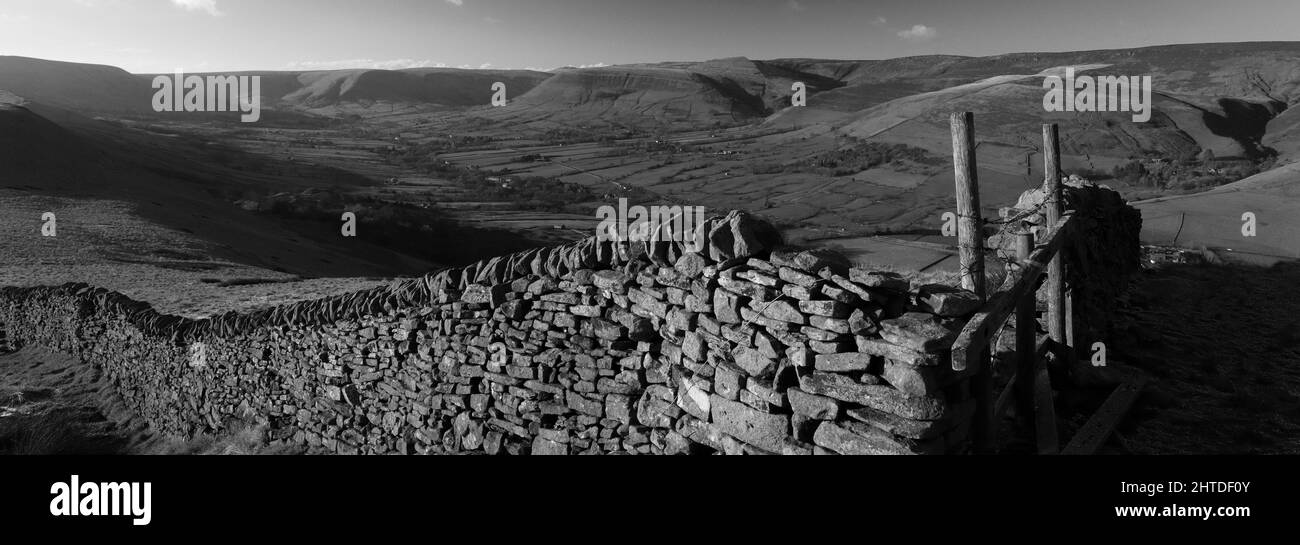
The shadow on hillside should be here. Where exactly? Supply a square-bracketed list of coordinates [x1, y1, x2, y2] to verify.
[1108, 260, 1300, 454]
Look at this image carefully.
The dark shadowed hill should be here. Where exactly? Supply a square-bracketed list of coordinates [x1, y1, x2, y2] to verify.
[0, 56, 153, 114]
[0, 93, 437, 277]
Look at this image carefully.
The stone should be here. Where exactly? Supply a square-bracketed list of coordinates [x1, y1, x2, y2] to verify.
[855, 336, 944, 367]
[787, 388, 839, 420]
[801, 326, 845, 342]
[798, 372, 947, 420]
[753, 329, 782, 358]
[770, 248, 849, 276]
[808, 339, 853, 354]
[878, 313, 959, 352]
[605, 394, 634, 424]
[733, 347, 777, 377]
[809, 315, 850, 334]
[882, 360, 941, 397]
[814, 352, 875, 372]
[845, 406, 948, 440]
[593, 270, 631, 292]
[781, 284, 815, 300]
[531, 436, 569, 455]
[777, 267, 819, 288]
[713, 363, 746, 401]
[628, 289, 668, 318]
[674, 253, 708, 277]
[760, 300, 805, 324]
[710, 395, 790, 453]
[798, 300, 849, 318]
[675, 376, 711, 420]
[566, 391, 604, 417]
[917, 284, 983, 317]
[682, 331, 707, 361]
[713, 289, 745, 324]
[848, 308, 878, 335]
[848, 270, 909, 292]
[717, 273, 776, 301]
[812, 421, 916, 455]
[636, 385, 680, 428]
[737, 270, 780, 287]
[591, 318, 624, 341]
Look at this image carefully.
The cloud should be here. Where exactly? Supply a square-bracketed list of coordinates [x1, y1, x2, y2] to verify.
[285, 59, 449, 71]
[445, 0, 464, 6]
[787, 1, 806, 12]
[170, 0, 221, 16]
[873, 16, 888, 26]
[897, 24, 936, 42]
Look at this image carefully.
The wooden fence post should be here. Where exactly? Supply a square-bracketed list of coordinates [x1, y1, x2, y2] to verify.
[1042, 124, 1069, 365]
[953, 113, 986, 301]
[1015, 232, 1036, 421]
[952, 112, 993, 452]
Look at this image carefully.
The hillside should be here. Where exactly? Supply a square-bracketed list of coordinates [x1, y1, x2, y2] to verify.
[467, 57, 845, 130]
[0, 56, 152, 114]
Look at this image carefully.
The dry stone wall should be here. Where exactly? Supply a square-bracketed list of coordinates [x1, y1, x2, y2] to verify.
[1, 197, 1138, 455]
[989, 179, 1144, 348]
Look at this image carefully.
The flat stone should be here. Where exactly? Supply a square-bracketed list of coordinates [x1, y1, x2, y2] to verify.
[531, 436, 569, 455]
[799, 372, 947, 420]
[787, 388, 840, 420]
[918, 284, 983, 317]
[781, 284, 815, 300]
[808, 339, 853, 354]
[878, 313, 960, 352]
[812, 421, 917, 455]
[855, 336, 944, 367]
[809, 315, 850, 334]
[778, 267, 819, 288]
[737, 270, 780, 287]
[798, 300, 849, 318]
[845, 406, 947, 440]
[759, 299, 800, 323]
[849, 270, 909, 292]
[814, 352, 875, 372]
[710, 394, 790, 453]
[593, 270, 631, 292]
[801, 326, 845, 342]
[769, 248, 849, 276]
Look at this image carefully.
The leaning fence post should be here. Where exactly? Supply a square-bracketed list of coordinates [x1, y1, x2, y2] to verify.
[952, 112, 993, 452]
[1042, 124, 1069, 365]
[1015, 232, 1036, 420]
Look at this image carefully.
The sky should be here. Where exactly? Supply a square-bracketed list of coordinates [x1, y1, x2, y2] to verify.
[0, 0, 1296, 73]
